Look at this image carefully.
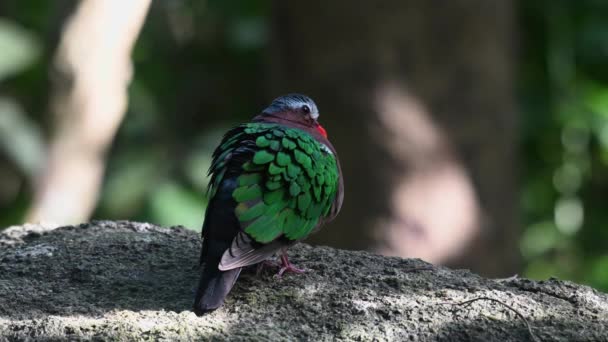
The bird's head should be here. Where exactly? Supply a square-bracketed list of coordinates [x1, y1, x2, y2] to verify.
[258, 93, 327, 138]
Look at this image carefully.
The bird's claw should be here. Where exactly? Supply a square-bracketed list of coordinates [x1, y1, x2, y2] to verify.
[256, 250, 306, 278]
[276, 264, 306, 277]
[274, 251, 306, 278]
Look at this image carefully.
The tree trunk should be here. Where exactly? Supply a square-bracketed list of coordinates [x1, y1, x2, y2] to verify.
[26, 0, 151, 226]
[269, 1, 517, 276]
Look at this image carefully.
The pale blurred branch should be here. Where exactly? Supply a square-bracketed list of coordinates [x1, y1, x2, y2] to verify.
[26, 0, 151, 225]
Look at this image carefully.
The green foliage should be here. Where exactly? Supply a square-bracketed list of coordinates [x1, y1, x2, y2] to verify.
[149, 181, 204, 230]
[0, 98, 43, 178]
[0, 12, 45, 228]
[0, 19, 40, 81]
[520, 0, 608, 291]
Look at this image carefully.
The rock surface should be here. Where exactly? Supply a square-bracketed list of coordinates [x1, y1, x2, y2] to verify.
[0, 221, 607, 341]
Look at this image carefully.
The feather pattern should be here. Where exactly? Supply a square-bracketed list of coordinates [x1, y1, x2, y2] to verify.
[209, 123, 339, 249]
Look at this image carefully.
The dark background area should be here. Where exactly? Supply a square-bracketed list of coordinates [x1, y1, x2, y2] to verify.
[0, 0, 607, 292]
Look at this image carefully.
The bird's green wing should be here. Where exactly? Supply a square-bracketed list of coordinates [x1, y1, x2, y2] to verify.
[230, 123, 339, 243]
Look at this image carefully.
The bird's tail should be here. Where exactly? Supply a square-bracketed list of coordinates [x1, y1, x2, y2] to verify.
[193, 259, 241, 316]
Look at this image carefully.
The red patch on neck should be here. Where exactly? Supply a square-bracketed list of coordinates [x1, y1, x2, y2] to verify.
[316, 123, 328, 138]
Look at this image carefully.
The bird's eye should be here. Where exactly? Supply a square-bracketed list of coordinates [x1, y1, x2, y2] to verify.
[301, 105, 310, 114]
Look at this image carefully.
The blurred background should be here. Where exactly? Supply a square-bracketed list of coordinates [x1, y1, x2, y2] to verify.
[0, 0, 607, 291]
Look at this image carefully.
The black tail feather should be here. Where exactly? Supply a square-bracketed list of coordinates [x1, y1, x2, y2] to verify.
[194, 175, 242, 315]
[193, 259, 241, 316]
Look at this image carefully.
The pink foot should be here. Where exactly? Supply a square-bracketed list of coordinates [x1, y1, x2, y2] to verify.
[276, 252, 305, 277]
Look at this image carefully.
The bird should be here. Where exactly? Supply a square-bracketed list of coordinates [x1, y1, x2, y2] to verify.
[193, 94, 344, 316]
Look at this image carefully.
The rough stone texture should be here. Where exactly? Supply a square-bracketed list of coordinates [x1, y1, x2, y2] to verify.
[0, 221, 606, 341]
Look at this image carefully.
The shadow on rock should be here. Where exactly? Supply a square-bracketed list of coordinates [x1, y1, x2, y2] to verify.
[0, 221, 201, 318]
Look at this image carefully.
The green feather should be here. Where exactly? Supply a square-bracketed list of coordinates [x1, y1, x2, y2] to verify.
[253, 150, 274, 164]
[266, 180, 282, 190]
[265, 201, 286, 216]
[212, 122, 339, 245]
[244, 126, 262, 134]
[285, 129, 299, 138]
[236, 202, 267, 221]
[264, 188, 285, 204]
[276, 152, 291, 166]
[233, 184, 262, 202]
[282, 210, 303, 238]
[289, 182, 301, 196]
[306, 167, 315, 178]
[245, 215, 281, 243]
[296, 174, 307, 186]
[285, 217, 316, 240]
[268, 162, 284, 175]
[287, 163, 301, 179]
[210, 168, 226, 194]
[297, 192, 312, 212]
[270, 140, 281, 151]
[256, 136, 270, 148]
[313, 185, 322, 201]
[311, 150, 321, 162]
[294, 149, 312, 169]
[242, 161, 263, 172]
[316, 174, 325, 186]
[282, 137, 297, 150]
[297, 138, 313, 154]
[300, 181, 311, 192]
[307, 202, 324, 219]
[239, 173, 262, 186]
